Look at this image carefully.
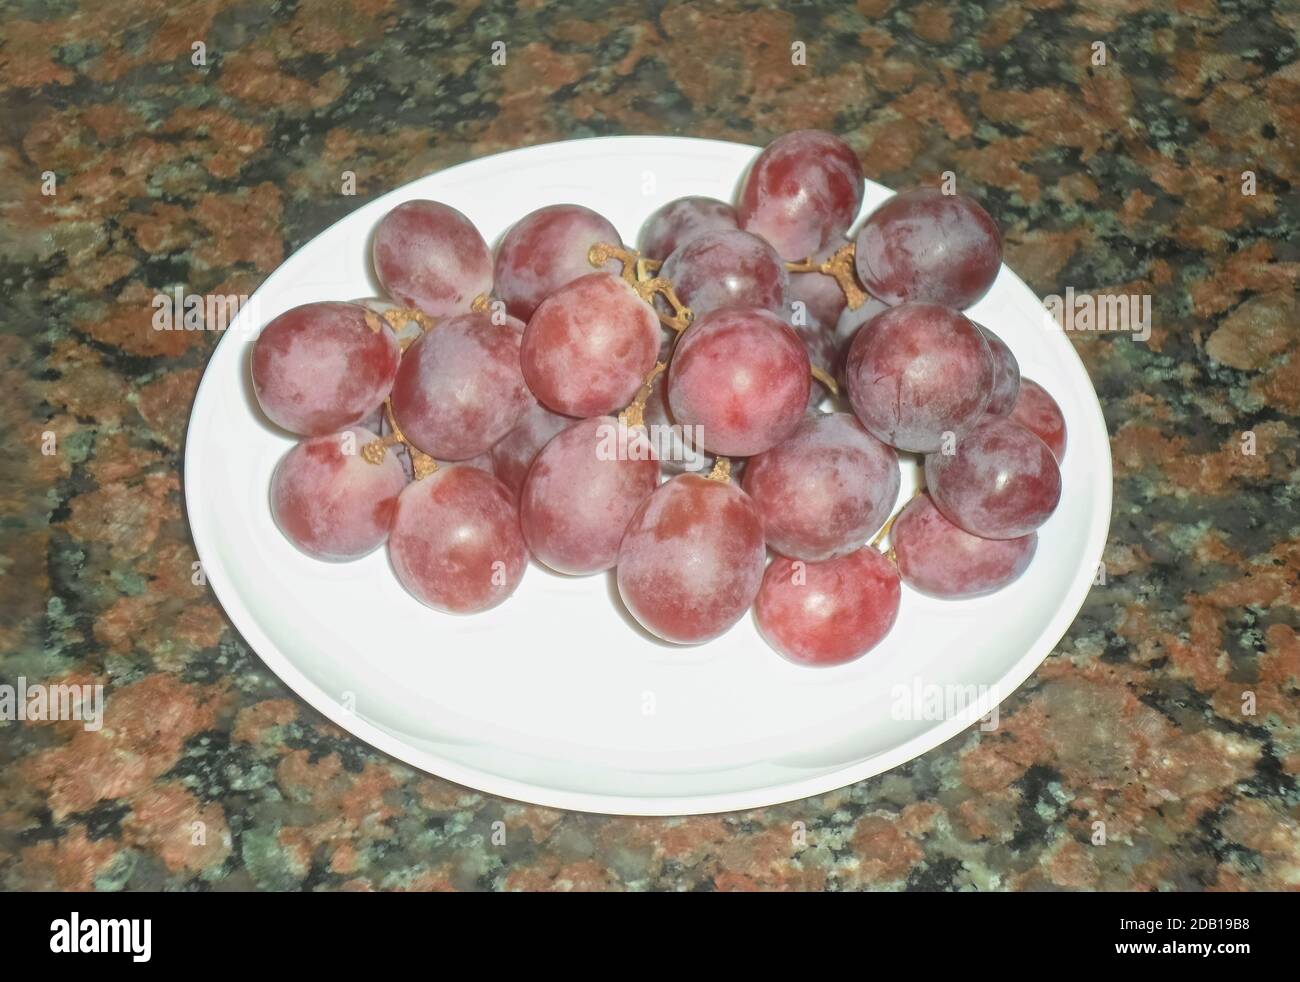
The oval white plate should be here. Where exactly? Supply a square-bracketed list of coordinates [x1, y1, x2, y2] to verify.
[185, 136, 1111, 816]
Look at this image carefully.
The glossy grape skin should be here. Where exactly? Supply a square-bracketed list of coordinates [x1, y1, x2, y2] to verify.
[494, 204, 623, 321]
[372, 200, 494, 317]
[892, 493, 1037, 599]
[643, 368, 714, 476]
[755, 547, 900, 667]
[977, 323, 1021, 414]
[388, 466, 527, 613]
[668, 307, 810, 457]
[391, 311, 529, 460]
[639, 196, 739, 260]
[521, 272, 660, 418]
[251, 302, 400, 436]
[853, 188, 1002, 308]
[925, 415, 1062, 539]
[270, 427, 406, 561]
[520, 417, 660, 575]
[737, 130, 865, 260]
[489, 396, 574, 501]
[617, 474, 766, 645]
[844, 302, 993, 453]
[742, 413, 900, 561]
[1009, 378, 1067, 461]
[660, 229, 788, 317]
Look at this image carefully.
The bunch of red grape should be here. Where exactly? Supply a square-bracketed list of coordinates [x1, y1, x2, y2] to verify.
[251, 130, 1069, 667]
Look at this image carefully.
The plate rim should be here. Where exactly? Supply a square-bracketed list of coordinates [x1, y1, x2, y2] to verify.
[183, 134, 1113, 816]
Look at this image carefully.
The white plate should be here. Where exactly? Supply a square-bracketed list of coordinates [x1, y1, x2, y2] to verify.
[185, 136, 1111, 816]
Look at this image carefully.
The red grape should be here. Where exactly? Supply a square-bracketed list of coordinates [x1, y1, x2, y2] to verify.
[251, 301, 400, 436]
[494, 204, 623, 321]
[659, 229, 787, 317]
[388, 466, 527, 613]
[490, 395, 574, 500]
[737, 130, 865, 260]
[843, 302, 993, 452]
[977, 323, 1021, 414]
[742, 413, 900, 561]
[372, 200, 493, 317]
[391, 311, 529, 460]
[616, 474, 766, 644]
[853, 188, 1002, 308]
[638, 196, 738, 260]
[668, 306, 810, 456]
[520, 272, 660, 417]
[892, 493, 1036, 598]
[270, 427, 406, 561]
[755, 547, 900, 667]
[925, 415, 1062, 539]
[643, 368, 713, 476]
[520, 417, 660, 575]
[1009, 378, 1067, 461]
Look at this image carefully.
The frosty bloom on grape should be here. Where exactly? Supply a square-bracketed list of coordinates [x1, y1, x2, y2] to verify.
[594, 421, 707, 470]
[890, 676, 1000, 731]
[1042, 288, 1151, 342]
[152, 287, 259, 333]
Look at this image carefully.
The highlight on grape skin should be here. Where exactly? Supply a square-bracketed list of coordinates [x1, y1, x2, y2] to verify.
[925, 415, 1063, 540]
[270, 427, 407, 562]
[519, 416, 659, 575]
[844, 301, 994, 453]
[388, 466, 528, 614]
[892, 494, 1037, 599]
[755, 547, 901, 667]
[251, 301, 400, 437]
[616, 474, 767, 645]
[372, 200, 494, 317]
[853, 187, 1002, 309]
[742, 413, 901, 562]
[494, 204, 624, 321]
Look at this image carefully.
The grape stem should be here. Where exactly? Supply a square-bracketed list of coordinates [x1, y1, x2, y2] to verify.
[810, 365, 839, 396]
[786, 242, 869, 310]
[706, 457, 732, 483]
[470, 294, 491, 313]
[618, 361, 667, 430]
[362, 399, 438, 479]
[589, 242, 694, 333]
[870, 483, 925, 558]
[381, 307, 434, 350]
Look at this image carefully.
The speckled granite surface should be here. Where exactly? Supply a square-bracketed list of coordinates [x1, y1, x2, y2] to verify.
[2, 0, 1298, 891]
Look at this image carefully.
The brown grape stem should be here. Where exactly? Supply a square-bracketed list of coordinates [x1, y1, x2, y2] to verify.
[470, 294, 491, 313]
[383, 307, 434, 350]
[589, 242, 694, 333]
[363, 399, 438, 479]
[706, 457, 732, 483]
[786, 242, 869, 310]
[618, 361, 667, 430]
[810, 365, 839, 396]
[871, 483, 925, 557]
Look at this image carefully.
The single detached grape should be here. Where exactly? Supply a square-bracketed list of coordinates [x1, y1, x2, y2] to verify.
[643, 368, 714, 476]
[639, 196, 739, 260]
[617, 474, 766, 645]
[755, 547, 900, 667]
[853, 187, 1002, 308]
[788, 242, 849, 333]
[270, 427, 406, 561]
[668, 306, 810, 457]
[391, 311, 529, 460]
[388, 466, 527, 613]
[490, 395, 574, 501]
[892, 493, 1037, 599]
[742, 413, 900, 561]
[977, 323, 1021, 415]
[251, 301, 400, 436]
[372, 200, 494, 317]
[494, 204, 623, 321]
[659, 229, 788, 317]
[1009, 378, 1067, 461]
[520, 272, 660, 417]
[520, 417, 660, 575]
[737, 130, 865, 260]
[844, 302, 993, 452]
[925, 415, 1062, 539]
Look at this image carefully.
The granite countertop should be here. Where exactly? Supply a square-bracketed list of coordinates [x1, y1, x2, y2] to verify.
[3, 0, 1297, 891]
